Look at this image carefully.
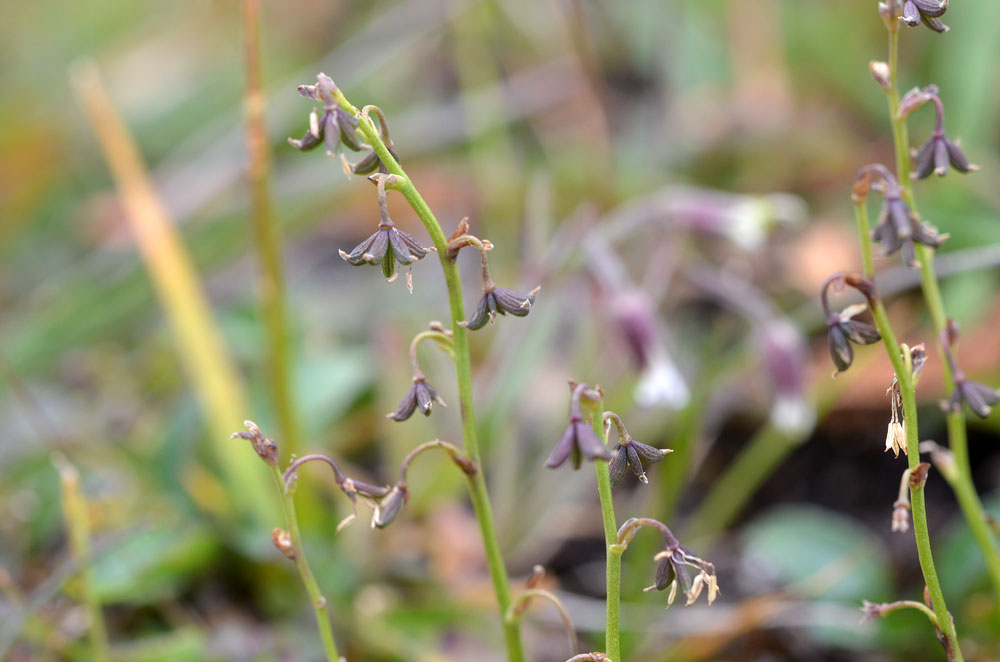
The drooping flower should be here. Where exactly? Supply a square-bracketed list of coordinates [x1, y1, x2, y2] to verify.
[605, 413, 671, 487]
[940, 319, 1000, 418]
[546, 383, 613, 470]
[339, 175, 428, 285]
[339, 219, 428, 280]
[387, 378, 445, 421]
[871, 194, 945, 268]
[912, 90, 978, 179]
[820, 273, 882, 375]
[900, 0, 949, 33]
[462, 286, 540, 330]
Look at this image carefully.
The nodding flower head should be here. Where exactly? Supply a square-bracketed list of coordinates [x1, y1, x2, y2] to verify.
[462, 286, 540, 330]
[941, 319, 1000, 419]
[546, 383, 613, 470]
[371, 481, 408, 529]
[821, 273, 881, 375]
[339, 175, 428, 286]
[605, 413, 671, 487]
[909, 90, 978, 179]
[858, 165, 946, 268]
[387, 377, 445, 422]
[291, 73, 363, 155]
[901, 0, 949, 33]
[647, 544, 720, 608]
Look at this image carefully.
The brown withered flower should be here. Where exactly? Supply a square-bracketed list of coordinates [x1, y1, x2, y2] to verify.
[387, 377, 445, 421]
[820, 273, 881, 375]
[618, 518, 719, 608]
[546, 383, 613, 470]
[604, 412, 671, 487]
[941, 320, 1000, 418]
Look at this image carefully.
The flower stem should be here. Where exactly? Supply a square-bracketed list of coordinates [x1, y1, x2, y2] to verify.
[54, 456, 111, 662]
[270, 466, 341, 662]
[586, 403, 621, 662]
[242, 0, 300, 457]
[884, 21, 1000, 605]
[334, 90, 524, 662]
[864, 297, 962, 660]
[684, 423, 800, 548]
[504, 589, 579, 656]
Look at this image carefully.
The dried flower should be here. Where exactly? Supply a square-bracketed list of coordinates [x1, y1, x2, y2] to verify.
[901, 0, 949, 33]
[546, 383, 613, 470]
[272, 528, 295, 559]
[605, 413, 671, 487]
[885, 381, 908, 458]
[891, 468, 912, 533]
[940, 319, 1000, 418]
[647, 544, 720, 608]
[869, 61, 891, 91]
[821, 274, 881, 375]
[339, 175, 428, 285]
[231, 420, 279, 466]
[387, 377, 445, 421]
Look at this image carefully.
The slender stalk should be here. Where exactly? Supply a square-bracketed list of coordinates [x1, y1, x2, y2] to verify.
[72, 62, 276, 526]
[54, 456, 110, 662]
[242, 0, 300, 457]
[870, 599, 940, 628]
[270, 467, 340, 661]
[883, 20, 1000, 604]
[586, 406, 621, 662]
[505, 589, 579, 656]
[865, 297, 962, 660]
[332, 91, 524, 662]
[684, 424, 800, 548]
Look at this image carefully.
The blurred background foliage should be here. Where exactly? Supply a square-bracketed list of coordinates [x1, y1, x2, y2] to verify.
[1, 0, 999, 660]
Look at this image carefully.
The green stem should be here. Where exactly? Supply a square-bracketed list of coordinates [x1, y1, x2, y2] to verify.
[593, 417, 621, 662]
[55, 457, 110, 662]
[271, 467, 340, 662]
[685, 424, 800, 548]
[854, 199, 875, 279]
[242, 0, 300, 457]
[866, 301, 962, 660]
[884, 22, 1000, 605]
[335, 92, 524, 662]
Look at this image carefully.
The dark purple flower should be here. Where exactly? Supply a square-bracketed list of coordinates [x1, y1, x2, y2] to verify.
[821, 274, 881, 375]
[339, 219, 427, 280]
[605, 413, 670, 487]
[387, 378, 444, 421]
[546, 384, 612, 470]
[901, 0, 949, 33]
[946, 379, 999, 419]
[462, 286, 540, 331]
[913, 92, 977, 179]
[871, 192, 945, 268]
[371, 482, 408, 529]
